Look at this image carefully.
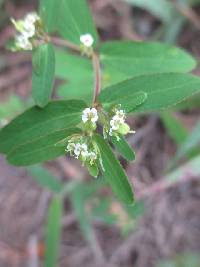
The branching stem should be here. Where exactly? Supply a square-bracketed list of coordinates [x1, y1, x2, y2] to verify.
[51, 36, 101, 104]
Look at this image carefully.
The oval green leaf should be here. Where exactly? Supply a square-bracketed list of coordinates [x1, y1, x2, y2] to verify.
[111, 135, 135, 161]
[55, 48, 93, 103]
[99, 73, 200, 113]
[27, 165, 63, 193]
[57, 0, 99, 46]
[0, 100, 86, 154]
[40, 0, 58, 33]
[7, 128, 80, 166]
[100, 41, 196, 77]
[44, 196, 62, 267]
[32, 44, 55, 107]
[94, 134, 134, 205]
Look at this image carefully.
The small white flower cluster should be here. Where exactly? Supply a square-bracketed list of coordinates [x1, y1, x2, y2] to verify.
[80, 33, 94, 47]
[12, 12, 40, 50]
[82, 107, 98, 124]
[109, 109, 126, 136]
[109, 109, 135, 139]
[66, 141, 97, 164]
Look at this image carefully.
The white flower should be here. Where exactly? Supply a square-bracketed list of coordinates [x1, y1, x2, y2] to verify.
[82, 108, 98, 124]
[80, 33, 94, 47]
[15, 34, 33, 50]
[88, 152, 97, 161]
[116, 109, 125, 119]
[12, 12, 40, 51]
[24, 12, 39, 24]
[109, 109, 128, 136]
[23, 21, 35, 38]
[74, 143, 89, 158]
[66, 142, 75, 152]
[110, 115, 124, 131]
[23, 12, 39, 38]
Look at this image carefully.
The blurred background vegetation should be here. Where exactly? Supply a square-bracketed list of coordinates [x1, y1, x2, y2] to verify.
[0, 0, 200, 267]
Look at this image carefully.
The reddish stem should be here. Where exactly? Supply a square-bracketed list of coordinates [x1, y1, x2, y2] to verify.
[50, 36, 81, 53]
[51, 36, 101, 104]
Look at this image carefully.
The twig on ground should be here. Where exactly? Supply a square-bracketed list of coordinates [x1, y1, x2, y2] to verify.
[172, 1, 200, 30]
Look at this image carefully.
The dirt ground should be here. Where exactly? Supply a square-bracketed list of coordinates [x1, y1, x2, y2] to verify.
[0, 1, 200, 267]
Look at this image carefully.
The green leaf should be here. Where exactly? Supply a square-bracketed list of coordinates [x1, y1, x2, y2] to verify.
[175, 120, 200, 161]
[0, 95, 26, 120]
[121, 91, 148, 113]
[111, 135, 135, 161]
[100, 41, 196, 77]
[39, 0, 58, 32]
[158, 253, 200, 267]
[55, 48, 93, 103]
[27, 165, 63, 193]
[57, 0, 98, 46]
[32, 44, 55, 107]
[164, 155, 200, 185]
[124, 0, 173, 22]
[102, 65, 129, 88]
[44, 196, 62, 267]
[0, 100, 86, 154]
[70, 183, 93, 241]
[7, 128, 80, 166]
[103, 91, 147, 113]
[91, 198, 117, 226]
[86, 162, 99, 178]
[175, 93, 200, 110]
[160, 112, 188, 145]
[99, 73, 200, 113]
[69, 179, 104, 241]
[94, 134, 134, 205]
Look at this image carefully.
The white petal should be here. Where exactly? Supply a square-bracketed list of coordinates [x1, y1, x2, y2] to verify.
[91, 108, 97, 115]
[74, 143, 81, 155]
[81, 144, 88, 151]
[82, 115, 88, 123]
[110, 119, 114, 126]
[81, 151, 89, 157]
[112, 125, 119, 130]
[25, 12, 39, 24]
[91, 116, 98, 123]
[83, 108, 90, 114]
[89, 152, 97, 160]
[116, 110, 125, 118]
[80, 33, 94, 47]
[109, 130, 113, 136]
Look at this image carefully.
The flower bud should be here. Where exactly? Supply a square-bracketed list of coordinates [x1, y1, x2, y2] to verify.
[118, 123, 130, 135]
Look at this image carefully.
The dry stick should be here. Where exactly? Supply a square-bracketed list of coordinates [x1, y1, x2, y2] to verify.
[135, 170, 200, 200]
[92, 52, 101, 103]
[172, 1, 200, 30]
[27, 236, 39, 267]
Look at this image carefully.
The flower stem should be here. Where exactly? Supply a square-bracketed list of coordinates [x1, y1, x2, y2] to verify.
[50, 36, 81, 53]
[51, 36, 101, 104]
[92, 52, 101, 104]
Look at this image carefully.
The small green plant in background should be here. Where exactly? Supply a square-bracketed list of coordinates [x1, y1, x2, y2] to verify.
[1, 0, 200, 265]
[157, 253, 200, 267]
[1, 0, 200, 204]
